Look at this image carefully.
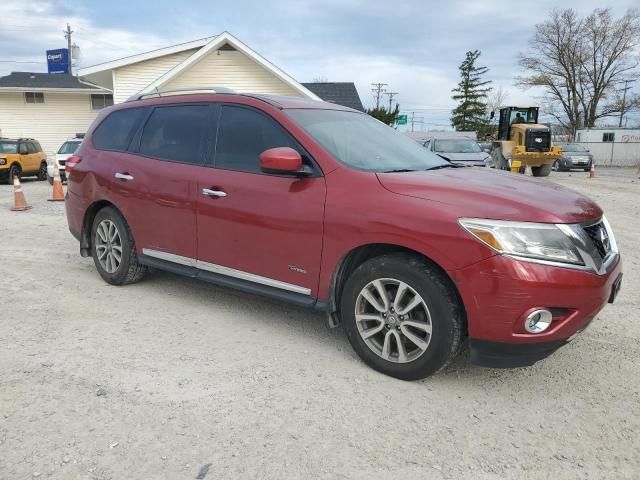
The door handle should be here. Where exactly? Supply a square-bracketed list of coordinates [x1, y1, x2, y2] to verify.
[202, 188, 227, 198]
[115, 172, 134, 181]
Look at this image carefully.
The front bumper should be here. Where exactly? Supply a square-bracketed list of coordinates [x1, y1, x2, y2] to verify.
[451, 253, 622, 366]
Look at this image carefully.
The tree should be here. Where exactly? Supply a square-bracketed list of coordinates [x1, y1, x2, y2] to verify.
[518, 8, 640, 138]
[486, 86, 509, 115]
[367, 103, 400, 126]
[451, 50, 492, 134]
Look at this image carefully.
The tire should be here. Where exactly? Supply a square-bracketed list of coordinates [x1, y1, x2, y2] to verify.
[37, 162, 48, 180]
[584, 168, 591, 172]
[91, 206, 147, 285]
[7, 164, 21, 185]
[552, 161, 561, 172]
[531, 164, 552, 177]
[340, 253, 464, 380]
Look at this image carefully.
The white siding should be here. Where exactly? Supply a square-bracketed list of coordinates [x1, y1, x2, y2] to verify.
[0, 92, 101, 157]
[112, 49, 197, 103]
[163, 49, 302, 96]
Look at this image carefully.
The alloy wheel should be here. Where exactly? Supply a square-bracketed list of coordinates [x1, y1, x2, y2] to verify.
[355, 278, 433, 363]
[95, 219, 123, 274]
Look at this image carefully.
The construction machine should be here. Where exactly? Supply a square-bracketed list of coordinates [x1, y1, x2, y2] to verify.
[490, 107, 562, 177]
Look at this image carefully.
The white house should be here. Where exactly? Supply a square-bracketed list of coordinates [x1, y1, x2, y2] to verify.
[0, 72, 112, 156]
[576, 128, 640, 167]
[0, 32, 321, 157]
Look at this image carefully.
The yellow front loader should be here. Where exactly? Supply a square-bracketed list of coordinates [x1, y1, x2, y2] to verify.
[490, 106, 562, 177]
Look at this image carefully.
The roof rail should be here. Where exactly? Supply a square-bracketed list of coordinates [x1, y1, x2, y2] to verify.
[126, 86, 236, 102]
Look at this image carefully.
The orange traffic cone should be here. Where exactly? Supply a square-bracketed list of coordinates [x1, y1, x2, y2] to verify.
[589, 163, 596, 179]
[10, 176, 32, 211]
[48, 163, 64, 202]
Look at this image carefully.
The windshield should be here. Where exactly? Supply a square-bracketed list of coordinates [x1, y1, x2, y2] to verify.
[285, 109, 448, 172]
[0, 141, 18, 154]
[58, 141, 80, 154]
[559, 143, 587, 152]
[433, 139, 481, 153]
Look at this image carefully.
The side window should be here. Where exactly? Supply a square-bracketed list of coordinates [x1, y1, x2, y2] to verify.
[18, 143, 28, 154]
[423, 140, 431, 150]
[215, 105, 298, 173]
[27, 142, 37, 154]
[93, 108, 146, 152]
[139, 105, 209, 164]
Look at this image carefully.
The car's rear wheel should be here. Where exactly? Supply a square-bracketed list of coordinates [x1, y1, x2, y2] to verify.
[91, 207, 147, 285]
[37, 162, 47, 180]
[340, 253, 464, 380]
[7, 164, 21, 185]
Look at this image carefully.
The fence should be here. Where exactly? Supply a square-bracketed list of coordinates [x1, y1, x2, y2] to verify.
[578, 141, 640, 167]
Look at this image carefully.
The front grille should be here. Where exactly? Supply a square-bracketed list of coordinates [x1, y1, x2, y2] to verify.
[525, 129, 551, 152]
[584, 221, 610, 258]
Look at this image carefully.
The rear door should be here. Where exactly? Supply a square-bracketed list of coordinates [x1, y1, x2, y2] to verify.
[113, 104, 213, 261]
[195, 104, 326, 298]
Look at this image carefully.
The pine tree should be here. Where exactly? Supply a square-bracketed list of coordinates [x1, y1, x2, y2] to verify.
[451, 50, 492, 134]
[367, 103, 400, 126]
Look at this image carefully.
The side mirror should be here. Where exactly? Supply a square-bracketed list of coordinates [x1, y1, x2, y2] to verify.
[259, 147, 305, 175]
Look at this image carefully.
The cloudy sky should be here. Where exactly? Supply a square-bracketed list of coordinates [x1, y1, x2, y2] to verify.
[1, 0, 638, 129]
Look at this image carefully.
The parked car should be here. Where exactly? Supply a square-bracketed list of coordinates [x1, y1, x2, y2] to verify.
[553, 143, 593, 172]
[48, 135, 83, 184]
[65, 91, 622, 380]
[423, 135, 491, 167]
[0, 137, 47, 184]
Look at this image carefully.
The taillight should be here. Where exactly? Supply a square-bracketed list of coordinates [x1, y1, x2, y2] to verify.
[65, 155, 82, 172]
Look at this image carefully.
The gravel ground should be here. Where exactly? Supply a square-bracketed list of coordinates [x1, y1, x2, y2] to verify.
[1, 169, 639, 480]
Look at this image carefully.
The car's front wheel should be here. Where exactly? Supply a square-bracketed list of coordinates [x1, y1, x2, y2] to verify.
[340, 253, 464, 380]
[91, 207, 147, 285]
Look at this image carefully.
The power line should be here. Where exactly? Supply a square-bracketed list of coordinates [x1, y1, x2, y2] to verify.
[384, 91, 399, 113]
[371, 83, 387, 109]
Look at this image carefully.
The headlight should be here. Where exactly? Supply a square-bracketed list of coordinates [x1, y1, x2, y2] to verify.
[0, 158, 6, 165]
[459, 218, 584, 266]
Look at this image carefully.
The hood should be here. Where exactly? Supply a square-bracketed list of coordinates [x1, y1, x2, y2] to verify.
[376, 167, 602, 224]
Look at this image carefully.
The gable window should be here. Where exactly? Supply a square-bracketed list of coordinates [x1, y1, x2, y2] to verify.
[24, 92, 44, 103]
[91, 94, 114, 110]
[602, 132, 615, 142]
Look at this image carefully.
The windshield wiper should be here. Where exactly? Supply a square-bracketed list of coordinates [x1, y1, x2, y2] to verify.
[425, 164, 460, 171]
[382, 168, 417, 173]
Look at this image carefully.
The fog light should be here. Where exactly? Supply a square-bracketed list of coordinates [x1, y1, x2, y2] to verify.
[524, 309, 553, 334]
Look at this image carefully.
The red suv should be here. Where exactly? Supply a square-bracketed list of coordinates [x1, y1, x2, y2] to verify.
[64, 91, 622, 380]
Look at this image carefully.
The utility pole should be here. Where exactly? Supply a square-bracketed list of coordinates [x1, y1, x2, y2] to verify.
[384, 91, 399, 113]
[371, 83, 387, 109]
[64, 23, 73, 76]
[618, 79, 635, 127]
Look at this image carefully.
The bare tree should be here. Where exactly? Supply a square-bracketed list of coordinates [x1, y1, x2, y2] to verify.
[486, 86, 509, 114]
[518, 8, 640, 138]
[311, 75, 328, 83]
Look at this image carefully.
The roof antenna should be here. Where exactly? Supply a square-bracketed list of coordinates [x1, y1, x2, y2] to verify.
[155, 86, 162, 97]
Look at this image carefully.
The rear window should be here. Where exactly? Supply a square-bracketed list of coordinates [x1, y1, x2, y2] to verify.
[92, 108, 146, 152]
[139, 105, 209, 164]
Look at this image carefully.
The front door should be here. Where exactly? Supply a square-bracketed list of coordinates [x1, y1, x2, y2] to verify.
[196, 104, 326, 298]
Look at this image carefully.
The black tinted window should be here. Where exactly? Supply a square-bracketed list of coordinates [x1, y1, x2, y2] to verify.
[139, 105, 209, 164]
[216, 105, 298, 173]
[27, 142, 37, 153]
[93, 108, 145, 152]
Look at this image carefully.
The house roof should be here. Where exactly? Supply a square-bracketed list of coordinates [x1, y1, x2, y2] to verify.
[137, 32, 320, 100]
[301, 82, 365, 112]
[79, 36, 215, 76]
[79, 32, 320, 101]
[0, 71, 109, 93]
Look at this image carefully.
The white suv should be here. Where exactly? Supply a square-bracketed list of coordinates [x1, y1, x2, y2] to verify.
[47, 136, 83, 184]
